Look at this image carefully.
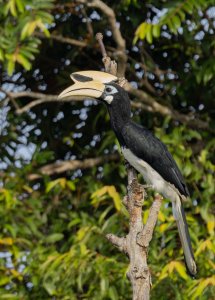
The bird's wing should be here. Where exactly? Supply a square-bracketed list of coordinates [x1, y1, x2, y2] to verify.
[122, 122, 189, 197]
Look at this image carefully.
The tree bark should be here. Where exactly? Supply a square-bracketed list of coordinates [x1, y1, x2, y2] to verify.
[106, 166, 162, 300]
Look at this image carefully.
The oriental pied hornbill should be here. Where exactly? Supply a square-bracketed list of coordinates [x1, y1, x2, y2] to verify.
[58, 70, 197, 276]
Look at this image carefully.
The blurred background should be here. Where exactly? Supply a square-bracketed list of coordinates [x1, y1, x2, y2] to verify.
[0, 0, 214, 299]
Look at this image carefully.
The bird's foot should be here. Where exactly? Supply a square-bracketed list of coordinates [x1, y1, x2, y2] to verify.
[142, 184, 154, 190]
[141, 184, 154, 197]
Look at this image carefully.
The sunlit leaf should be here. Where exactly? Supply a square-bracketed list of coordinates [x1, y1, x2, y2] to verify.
[46, 233, 64, 244]
[108, 186, 122, 211]
[191, 276, 215, 300]
[16, 53, 31, 70]
[0, 237, 13, 245]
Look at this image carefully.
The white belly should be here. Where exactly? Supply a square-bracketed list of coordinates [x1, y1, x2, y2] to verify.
[121, 147, 180, 202]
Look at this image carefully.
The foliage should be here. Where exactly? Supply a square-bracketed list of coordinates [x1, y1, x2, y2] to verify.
[134, 0, 213, 43]
[0, 0, 54, 75]
[0, 0, 215, 299]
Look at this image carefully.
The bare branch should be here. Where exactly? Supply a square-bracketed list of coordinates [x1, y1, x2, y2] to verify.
[106, 166, 161, 299]
[34, 31, 116, 54]
[10, 91, 53, 99]
[126, 84, 172, 116]
[106, 234, 127, 253]
[1, 90, 94, 115]
[28, 153, 119, 180]
[96, 33, 118, 76]
[137, 194, 163, 248]
[0, 87, 20, 110]
[15, 96, 85, 115]
[34, 32, 88, 47]
[16, 97, 58, 114]
[81, 6, 94, 38]
[5, 88, 151, 115]
[126, 178, 151, 300]
[96, 33, 107, 58]
[14, 92, 153, 116]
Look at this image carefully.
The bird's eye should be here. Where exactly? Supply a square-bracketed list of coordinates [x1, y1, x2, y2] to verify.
[103, 85, 118, 104]
[104, 85, 118, 95]
[105, 87, 112, 93]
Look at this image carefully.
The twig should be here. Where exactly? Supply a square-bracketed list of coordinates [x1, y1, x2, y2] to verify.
[96, 33, 117, 76]
[96, 34, 162, 299]
[1, 91, 94, 115]
[28, 153, 119, 180]
[126, 85, 172, 116]
[34, 32, 88, 48]
[81, 6, 94, 38]
[96, 33, 107, 58]
[0, 87, 20, 110]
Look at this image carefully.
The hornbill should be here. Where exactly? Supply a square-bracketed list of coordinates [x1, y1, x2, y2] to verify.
[58, 70, 197, 276]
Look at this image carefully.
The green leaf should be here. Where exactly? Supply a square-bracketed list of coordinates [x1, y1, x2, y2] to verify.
[135, 22, 148, 40]
[19, 48, 35, 60]
[146, 24, 153, 43]
[167, 19, 177, 34]
[91, 186, 108, 199]
[37, 20, 50, 37]
[0, 237, 13, 245]
[0, 49, 4, 61]
[0, 295, 19, 299]
[0, 276, 10, 286]
[174, 262, 188, 280]
[15, 0, 24, 13]
[152, 24, 161, 38]
[66, 180, 76, 191]
[16, 54, 31, 70]
[21, 23, 31, 40]
[172, 15, 181, 29]
[46, 233, 64, 244]
[109, 286, 119, 300]
[9, 0, 17, 17]
[46, 178, 67, 193]
[108, 186, 121, 211]
[43, 280, 56, 296]
[7, 59, 15, 76]
[191, 277, 215, 300]
[183, 2, 194, 14]
[178, 9, 186, 21]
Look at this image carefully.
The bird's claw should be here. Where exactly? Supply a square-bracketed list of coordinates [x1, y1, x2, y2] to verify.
[142, 184, 154, 190]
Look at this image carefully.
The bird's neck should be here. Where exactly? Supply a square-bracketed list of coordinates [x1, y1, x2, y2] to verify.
[107, 105, 131, 145]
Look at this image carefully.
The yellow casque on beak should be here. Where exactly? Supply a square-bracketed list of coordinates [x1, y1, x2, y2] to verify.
[70, 70, 117, 84]
[58, 80, 105, 99]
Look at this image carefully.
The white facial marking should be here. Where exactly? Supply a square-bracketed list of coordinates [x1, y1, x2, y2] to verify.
[103, 85, 118, 104]
[104, 95, 113, 104]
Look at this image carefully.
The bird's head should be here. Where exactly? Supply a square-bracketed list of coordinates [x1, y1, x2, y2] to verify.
[58, 70, 131, 136]
[58, 70, 130, 110]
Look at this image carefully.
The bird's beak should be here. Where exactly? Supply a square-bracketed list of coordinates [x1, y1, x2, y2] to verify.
[58, 80, 105, 99]
[70, 70, 117, 84]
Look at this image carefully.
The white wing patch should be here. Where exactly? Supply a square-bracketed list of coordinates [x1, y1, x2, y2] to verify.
[121, 147, 180, 203]
[104, 95, 113, 104]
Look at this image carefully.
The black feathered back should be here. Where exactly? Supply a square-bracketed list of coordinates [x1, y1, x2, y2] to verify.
[121, 121, 190, 197]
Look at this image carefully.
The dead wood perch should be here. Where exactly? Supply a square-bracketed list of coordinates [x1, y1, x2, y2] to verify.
[96, 33, 163, 299]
